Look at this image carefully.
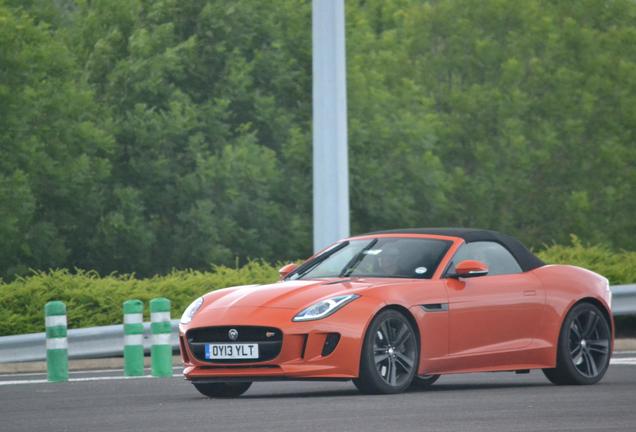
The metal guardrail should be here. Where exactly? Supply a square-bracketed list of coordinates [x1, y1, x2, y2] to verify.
[0, 321, 180, 363]
[611, 284, 636, 317]
[1, 284, 635, 364]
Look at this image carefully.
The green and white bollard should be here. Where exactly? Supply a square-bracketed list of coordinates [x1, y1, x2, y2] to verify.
[150, 297, 172, 377]
[45, 301, 68, 382]
[123, 299, 145, 377]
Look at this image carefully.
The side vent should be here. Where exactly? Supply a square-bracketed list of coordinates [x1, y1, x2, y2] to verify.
[421, 303, 449, 312]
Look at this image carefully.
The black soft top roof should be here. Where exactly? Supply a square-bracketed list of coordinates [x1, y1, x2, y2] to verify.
[365, 228, 545, 272]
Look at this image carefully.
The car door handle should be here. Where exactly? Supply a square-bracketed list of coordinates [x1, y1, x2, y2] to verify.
[523, 290, 537, 296]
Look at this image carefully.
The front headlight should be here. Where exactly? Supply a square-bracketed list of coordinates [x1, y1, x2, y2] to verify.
[292, 294, 359, 322]
[180, 297, 203, 324]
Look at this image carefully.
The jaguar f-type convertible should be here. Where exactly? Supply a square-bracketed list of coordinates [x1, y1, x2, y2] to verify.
[179, 228, 613, 397]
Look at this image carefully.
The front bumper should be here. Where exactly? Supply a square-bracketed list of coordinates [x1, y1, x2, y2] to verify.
[179, 300, 378, 381]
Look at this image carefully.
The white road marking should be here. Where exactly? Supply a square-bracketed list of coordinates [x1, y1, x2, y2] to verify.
[0, 374, 181, 386]
[610, 357, 636, 366]
[0, 366, 183, 378]
[1, 358, 634, 386]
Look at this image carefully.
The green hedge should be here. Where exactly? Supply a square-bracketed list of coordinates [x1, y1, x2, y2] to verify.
[537, 236, 636, 337]
[1, 239, 635, 337]
[0, 262, 279, 336]
[537, 236, 636, 285]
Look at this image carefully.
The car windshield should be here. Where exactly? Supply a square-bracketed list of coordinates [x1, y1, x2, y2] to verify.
[289, 237, 452, 280]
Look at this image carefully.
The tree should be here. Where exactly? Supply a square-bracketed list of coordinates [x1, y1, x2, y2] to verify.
[352, 0, 636, 247]
[0, 3, 113, 278]
[1, 0, 636, 280]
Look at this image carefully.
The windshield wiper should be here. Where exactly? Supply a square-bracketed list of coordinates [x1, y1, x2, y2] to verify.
[291, 241, 350, 279]
[340, 239, 378, 277]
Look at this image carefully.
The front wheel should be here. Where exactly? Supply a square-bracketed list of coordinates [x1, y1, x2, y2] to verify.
[543, 302, 611, 385]
[192, 381, 252, 398]
[353, 309, 419, 394]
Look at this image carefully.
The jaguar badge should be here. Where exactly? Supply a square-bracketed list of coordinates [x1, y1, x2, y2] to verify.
[228, 328, 239, 341]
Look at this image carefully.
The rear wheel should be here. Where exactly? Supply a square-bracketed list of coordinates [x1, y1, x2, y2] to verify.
[543, 302, 611, 385]
[192, 382, 252, 398]
[353, 309, 419, 394]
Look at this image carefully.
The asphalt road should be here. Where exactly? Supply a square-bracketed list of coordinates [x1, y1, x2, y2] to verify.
[2, 356, 636, 432]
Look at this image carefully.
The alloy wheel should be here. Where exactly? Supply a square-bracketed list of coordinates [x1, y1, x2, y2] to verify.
[373, 317, 417, 386]
[568, 309, 610, 378]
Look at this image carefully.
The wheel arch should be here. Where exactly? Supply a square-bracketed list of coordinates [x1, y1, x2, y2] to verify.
[578, 295, 611, 317]
[543, 296, 614, 385]
[557, 296, 615, 357]
[573, 296, 615, 339]
[353, 303, 422, 390]
[356, 304, 422, 372]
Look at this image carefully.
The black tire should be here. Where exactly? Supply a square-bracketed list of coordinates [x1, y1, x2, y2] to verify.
[353, 309, 419, 394]
[543, 302, 611, 385]
[192, 382, 252, 398]
[410, 374, 440, 390]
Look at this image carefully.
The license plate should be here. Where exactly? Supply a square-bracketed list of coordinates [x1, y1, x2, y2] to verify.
[205, 343, 259, 360]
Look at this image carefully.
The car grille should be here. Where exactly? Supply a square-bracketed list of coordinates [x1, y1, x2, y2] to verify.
[186, 326, 282, 363]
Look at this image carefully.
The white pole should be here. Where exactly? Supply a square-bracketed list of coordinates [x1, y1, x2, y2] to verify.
[312, 0, 350, 252]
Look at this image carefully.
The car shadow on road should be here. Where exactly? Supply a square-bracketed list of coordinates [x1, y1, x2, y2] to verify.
[419, 381, 551, 393]
[241, 388, 360, 399]
[232, 381, 552, 400]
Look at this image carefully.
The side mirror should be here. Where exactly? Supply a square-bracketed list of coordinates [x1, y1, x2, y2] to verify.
[278, 263, 298, 280]
[449, 260, 489, 278]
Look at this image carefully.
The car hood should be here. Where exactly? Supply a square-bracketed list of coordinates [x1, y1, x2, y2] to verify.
[200, 278, 380, 311]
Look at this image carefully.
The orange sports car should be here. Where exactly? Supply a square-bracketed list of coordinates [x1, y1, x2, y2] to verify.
[178, 228, 613, 397]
